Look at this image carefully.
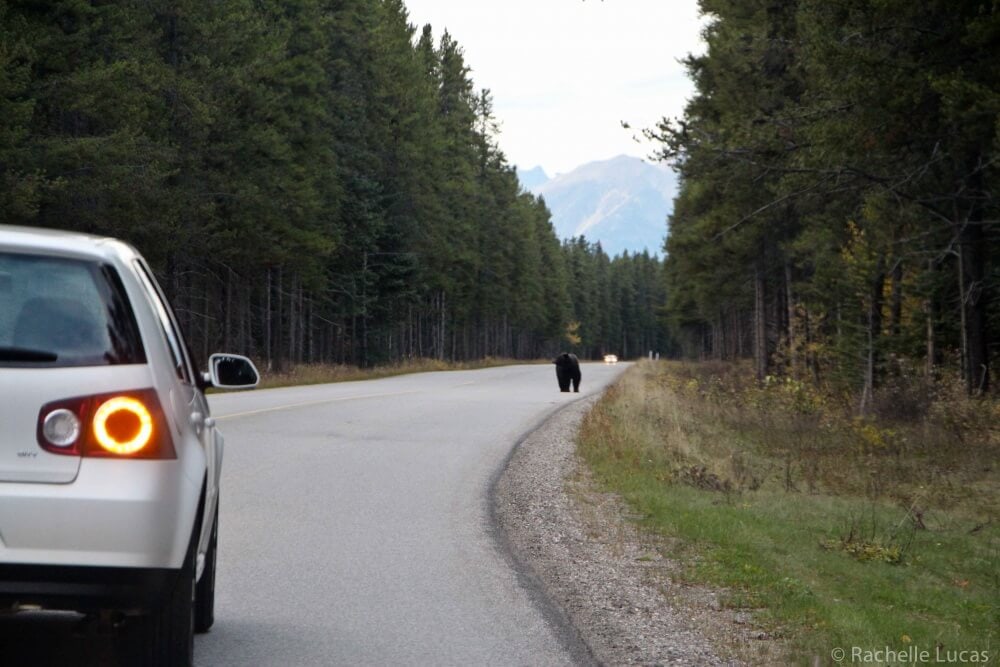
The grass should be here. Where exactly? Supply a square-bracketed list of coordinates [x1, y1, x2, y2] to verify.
[578, 360, 1000, 665]
[255, 356, 537, 389]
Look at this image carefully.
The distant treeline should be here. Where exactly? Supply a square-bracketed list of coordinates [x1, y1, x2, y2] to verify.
[655, 0, 998, 400]
[0, 0, 666, 367]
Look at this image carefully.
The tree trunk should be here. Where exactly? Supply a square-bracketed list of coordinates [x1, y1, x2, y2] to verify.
[925, 299, 935, 380]
[859, 257, 886, 415]
[223, 268, 233, 351]
[754, 263, 768, 381]
[265, 268, 272, 372]
[959, 221, 989, 393]
[785, 258, 796, 376]
[289, 272, 297, 365]
[889, 260, 903, 338]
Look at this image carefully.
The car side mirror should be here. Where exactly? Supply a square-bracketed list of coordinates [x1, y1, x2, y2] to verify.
[208, 353, 260, 389]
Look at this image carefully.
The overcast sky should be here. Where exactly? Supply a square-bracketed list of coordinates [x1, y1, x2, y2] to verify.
[402, 0, 706, 176]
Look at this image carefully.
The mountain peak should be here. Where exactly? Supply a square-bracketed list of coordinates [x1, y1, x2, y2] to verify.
[515, 165, 549, 192]
[518, 156, 675, 257]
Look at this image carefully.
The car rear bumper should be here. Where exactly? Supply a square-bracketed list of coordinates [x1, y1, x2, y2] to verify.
[0, 459, 201, 570]
[0, 563, 179, 613]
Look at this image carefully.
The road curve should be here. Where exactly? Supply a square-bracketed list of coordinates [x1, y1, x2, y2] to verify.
[192, 361, 627, 666]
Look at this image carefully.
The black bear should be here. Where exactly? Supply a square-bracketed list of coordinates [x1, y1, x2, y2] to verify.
[553, 352, 581, 392]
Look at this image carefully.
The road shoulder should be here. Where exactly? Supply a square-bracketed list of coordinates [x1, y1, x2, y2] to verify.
[494, 395, 756, 666]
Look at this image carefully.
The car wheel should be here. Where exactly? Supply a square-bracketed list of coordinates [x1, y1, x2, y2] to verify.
[194, 502, 218, 633]
[139, 542, 195, 666]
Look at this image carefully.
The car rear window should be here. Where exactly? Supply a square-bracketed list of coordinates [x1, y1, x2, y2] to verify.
[0, 252, 145, 367]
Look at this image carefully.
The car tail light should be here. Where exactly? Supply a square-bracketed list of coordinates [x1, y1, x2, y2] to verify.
[36, 389, 175, 459]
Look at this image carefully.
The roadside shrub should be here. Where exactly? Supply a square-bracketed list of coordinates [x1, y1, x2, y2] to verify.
[612, 360, 1000, 515]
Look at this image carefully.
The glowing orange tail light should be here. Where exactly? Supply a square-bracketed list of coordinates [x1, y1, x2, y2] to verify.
[37, 389, 175, 459]
[93, 396, 154, 455]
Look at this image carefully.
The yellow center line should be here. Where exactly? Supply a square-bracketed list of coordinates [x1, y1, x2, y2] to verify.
[215, 389, 422, 421]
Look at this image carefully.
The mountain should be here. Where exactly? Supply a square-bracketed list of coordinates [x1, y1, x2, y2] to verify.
[516, 165, 549, 191]
[520, 155, 675, 257]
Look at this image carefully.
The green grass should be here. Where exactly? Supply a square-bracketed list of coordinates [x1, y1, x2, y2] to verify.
[579, 361, 1000, 665]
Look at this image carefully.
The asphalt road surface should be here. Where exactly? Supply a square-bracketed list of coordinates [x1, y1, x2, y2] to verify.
[0, 361, 627, 666]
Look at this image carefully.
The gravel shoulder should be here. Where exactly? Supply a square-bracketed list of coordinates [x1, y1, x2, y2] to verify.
[494, 395, 778, 666]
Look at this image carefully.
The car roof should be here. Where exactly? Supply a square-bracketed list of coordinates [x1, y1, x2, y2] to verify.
[0, 224, 139, 264]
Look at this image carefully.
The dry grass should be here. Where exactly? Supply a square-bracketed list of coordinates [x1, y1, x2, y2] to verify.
[256, 357, 536, 389]
[578, 360, 1000, 665]
[654, 361, 1000, 516]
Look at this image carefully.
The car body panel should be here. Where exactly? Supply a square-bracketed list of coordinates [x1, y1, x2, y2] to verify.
[0, 458, 199, 568]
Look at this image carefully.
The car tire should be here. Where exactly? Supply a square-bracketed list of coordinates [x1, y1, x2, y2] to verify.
[194, 502, 218, 633]
[139, 540, 195, 667]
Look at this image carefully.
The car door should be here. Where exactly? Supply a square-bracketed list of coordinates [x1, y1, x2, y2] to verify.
[132, 259, 220, 576]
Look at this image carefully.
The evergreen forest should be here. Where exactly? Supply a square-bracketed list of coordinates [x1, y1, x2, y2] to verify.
[0, 0, 667, 369]
[656, 0, 999, 400]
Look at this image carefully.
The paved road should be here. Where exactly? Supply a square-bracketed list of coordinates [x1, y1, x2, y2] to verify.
[0, 361, 626, 665]
[197, 362, 625, 666]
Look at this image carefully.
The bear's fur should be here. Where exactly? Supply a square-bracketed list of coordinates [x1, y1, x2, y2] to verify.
[553, 352, 581, 392]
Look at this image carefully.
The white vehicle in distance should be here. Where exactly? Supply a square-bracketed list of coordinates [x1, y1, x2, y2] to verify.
[0, 225, 259, 666]
[604, 354, 619, 364]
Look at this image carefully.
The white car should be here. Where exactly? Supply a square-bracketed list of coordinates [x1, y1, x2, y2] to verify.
[604, 354, 618, 364]
[0, 225, 258, 666]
